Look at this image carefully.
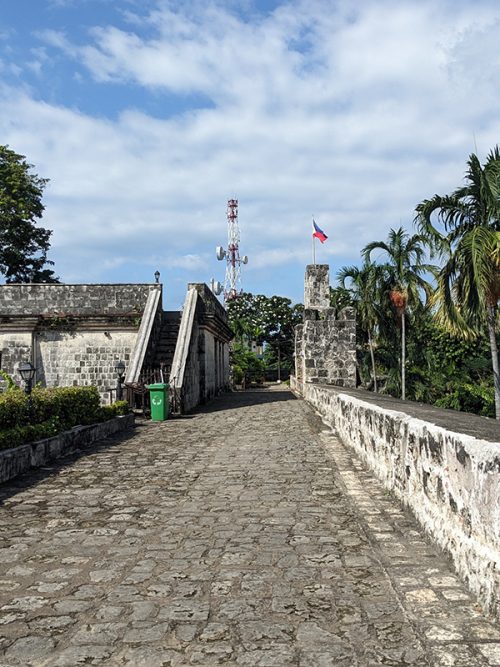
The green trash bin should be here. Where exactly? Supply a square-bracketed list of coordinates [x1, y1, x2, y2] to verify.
[148, 383, 169, 421]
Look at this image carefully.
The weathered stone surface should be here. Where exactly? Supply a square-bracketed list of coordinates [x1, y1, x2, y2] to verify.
[0, 387, 499, 665]
[295, 381, 500, 620]
[296, 264, 356, 388]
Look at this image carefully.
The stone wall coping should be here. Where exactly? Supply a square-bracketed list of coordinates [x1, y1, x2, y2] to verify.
[320, 384, 500, 445]
[125, 288, 162, 384]
[0, 413, 135, 485]
[170, 288, 198, 389]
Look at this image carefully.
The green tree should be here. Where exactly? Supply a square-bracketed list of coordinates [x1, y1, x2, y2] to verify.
[363, 227, 435, 401]
[405, 313, 495, 416]
[0, 145, 58, 283]
[415, 147, 500, 418]
[328, 285, 353, 318]
[226, 292, 303, 372]
[337, 260, 385, 392]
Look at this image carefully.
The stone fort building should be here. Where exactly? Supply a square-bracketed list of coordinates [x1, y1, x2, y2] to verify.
[0, 281, 232, 413]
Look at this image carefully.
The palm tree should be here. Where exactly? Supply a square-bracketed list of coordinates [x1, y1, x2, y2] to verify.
[362, 228, 435, 400]
[415, 147, 500, 419]
[337, 260, 385, 392]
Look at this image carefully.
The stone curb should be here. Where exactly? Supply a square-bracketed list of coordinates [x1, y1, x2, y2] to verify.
[0, 413, 135, 485]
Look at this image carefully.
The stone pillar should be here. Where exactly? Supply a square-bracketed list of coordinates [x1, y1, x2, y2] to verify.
[304, 265, 330, 311]
[294, 264, 357, 391]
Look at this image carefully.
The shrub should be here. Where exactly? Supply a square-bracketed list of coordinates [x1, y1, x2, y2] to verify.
[232, 365, 244, 384]
[0, 418, 61, 451]
[0, 386, 130, 450]
[0, 369, 20, 392]
[99, 401, 131, 420]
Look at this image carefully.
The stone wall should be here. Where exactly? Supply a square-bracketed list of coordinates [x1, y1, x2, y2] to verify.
[170, 284, 232, 413]
[0, 332, 32, 380]
[294, 380, 500, 619]
[34, 331, 137, 400]
[0, 284, 154, 315]
[0, 413, 134, 484]
[179, 324, 201, 413]
[304, 264, 330, 309]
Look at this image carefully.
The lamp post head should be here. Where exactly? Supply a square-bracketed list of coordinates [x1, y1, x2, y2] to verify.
[18, 361, 35, 382]
[115, 360, 126, 378]
[18, 361, 36, 395]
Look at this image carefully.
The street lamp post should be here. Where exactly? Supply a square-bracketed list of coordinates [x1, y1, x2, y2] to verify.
[115, 360, 126, 402]
[18, 361, 36, 422]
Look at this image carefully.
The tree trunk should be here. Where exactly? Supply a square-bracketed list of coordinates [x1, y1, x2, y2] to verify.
[368, 329, 378, 393]
[487, 305, 500, 419]
[401, 311, 406, 401]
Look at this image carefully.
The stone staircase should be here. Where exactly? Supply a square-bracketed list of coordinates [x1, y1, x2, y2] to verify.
[152, 310, 181, 376]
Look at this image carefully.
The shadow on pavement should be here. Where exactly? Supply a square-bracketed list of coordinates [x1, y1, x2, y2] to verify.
[0, 426, 139, 503]
[193, 387, 297, 414]
[0, 388, 297, 500]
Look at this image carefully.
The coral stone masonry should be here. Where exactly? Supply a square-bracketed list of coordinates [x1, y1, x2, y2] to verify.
[0, 282, 232, 410]
[0, 284, 154, 401]
[295, 264, 357, 388]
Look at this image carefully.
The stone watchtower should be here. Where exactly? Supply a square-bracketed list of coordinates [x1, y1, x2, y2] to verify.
[294, 265, 356, 390]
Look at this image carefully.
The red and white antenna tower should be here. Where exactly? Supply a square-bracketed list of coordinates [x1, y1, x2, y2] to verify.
[216, 199, 248, 302]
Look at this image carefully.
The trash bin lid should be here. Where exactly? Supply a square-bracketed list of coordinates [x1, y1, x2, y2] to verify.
[147, 383, 169, 390]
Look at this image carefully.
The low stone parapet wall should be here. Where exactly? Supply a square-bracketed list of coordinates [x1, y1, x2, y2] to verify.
[293, 379, 500, 619]
[0, 413, 135, 485]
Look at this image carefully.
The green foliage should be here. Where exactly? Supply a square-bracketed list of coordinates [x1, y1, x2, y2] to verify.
[0, 386, 129, 450]
[0, 418, 61, 451]
[227, 292, 302, 372]
[404, 314, 496, 417]
[99, 400, 130, 420]
[231, 365, 244, 384]
[329, 285, 354, 316]
[0, 369, 20, 392]
[434, 383, 494, 416]
[415, 147, 500, 417]
[0, 145, 58, 283]
[230, 342, 265, 382]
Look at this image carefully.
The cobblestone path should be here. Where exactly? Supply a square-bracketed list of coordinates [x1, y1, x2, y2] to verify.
[1, 387, 499, 666]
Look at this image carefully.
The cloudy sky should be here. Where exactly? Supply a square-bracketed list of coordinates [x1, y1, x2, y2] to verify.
[1, 0, 499, 308]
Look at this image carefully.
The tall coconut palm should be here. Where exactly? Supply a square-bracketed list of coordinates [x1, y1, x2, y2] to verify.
[415, 147, 500, 419]
[337, 260, 385, 392]
[362, 228, 435, 400]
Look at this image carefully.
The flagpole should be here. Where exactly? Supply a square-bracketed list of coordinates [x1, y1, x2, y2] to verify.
[312, 216, 316, 265]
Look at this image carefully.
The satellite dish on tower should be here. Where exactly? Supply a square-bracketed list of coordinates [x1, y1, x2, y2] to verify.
[242, 255, 248, 265]
[211, 279, 223, 296]
[216, 246, 226, 261]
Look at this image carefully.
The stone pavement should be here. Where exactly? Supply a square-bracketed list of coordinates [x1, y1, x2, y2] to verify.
[0, 387, 499, 667]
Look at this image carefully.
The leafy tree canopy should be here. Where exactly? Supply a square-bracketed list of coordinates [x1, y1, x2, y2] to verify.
[226, 292, 303, 344]
[0, 145, 58, 283]
[226, 292, 303, 373]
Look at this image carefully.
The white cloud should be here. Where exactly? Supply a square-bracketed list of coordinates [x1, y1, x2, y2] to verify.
[2, 0, 500, 306]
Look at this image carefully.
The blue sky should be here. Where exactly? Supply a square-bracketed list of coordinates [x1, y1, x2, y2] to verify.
[1, 0, 500, 309]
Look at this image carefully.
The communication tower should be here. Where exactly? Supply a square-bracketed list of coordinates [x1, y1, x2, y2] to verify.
[216, 199, 248, 302]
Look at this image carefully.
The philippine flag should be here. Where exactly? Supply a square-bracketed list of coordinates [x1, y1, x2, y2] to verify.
[312, 220, 328, 243]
